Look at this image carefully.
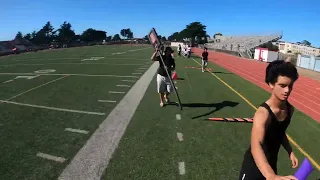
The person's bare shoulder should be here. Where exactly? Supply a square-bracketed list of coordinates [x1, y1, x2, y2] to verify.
[253, 106, 271, 127]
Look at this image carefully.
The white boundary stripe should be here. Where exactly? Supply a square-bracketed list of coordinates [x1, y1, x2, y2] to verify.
[0, 73, 139, 78]
[177, 132, 184, 141]
[65, 128, 89, 134]
[176, 114, 181, 120]
[132, 73, 142, 75]
[36, 152, 66, 163]
[0, 76, 68, 105]
[138, 67, 147, 70]
[58, 61, 158, 180]
[0, 100, 105, 116]
[121, 80, 136, 82]
[116, 85, 131, 87]
[98, 100, 116, 103]
[109, 91, 125, 94]
[179, 162, 186, 175]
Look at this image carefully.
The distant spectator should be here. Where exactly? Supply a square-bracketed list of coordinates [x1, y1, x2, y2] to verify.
[177, 44, 181, 56]
[187, 45, 191, 58]
[201, 47, 209, 72]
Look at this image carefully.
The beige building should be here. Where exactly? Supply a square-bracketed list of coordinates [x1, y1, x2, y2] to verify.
[278, 42, 320, 56]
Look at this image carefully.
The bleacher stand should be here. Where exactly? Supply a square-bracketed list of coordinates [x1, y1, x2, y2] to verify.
[0, 38, 48, 56]
[0, 41, 15, 56]
[205, 32, 282, 58]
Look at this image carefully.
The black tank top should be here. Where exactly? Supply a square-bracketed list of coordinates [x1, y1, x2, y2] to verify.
[242, 101, 292, 173]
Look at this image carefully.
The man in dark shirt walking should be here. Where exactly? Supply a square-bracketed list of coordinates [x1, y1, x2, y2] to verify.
[151, 46, 176, 107]
[202, 47, 209, 72]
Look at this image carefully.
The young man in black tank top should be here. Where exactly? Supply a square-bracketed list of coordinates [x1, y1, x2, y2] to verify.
[201, 47, 209, 72]
[239, 60, 299, 180]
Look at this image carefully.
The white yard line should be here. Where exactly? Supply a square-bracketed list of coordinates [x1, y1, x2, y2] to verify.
[98, 100, 116, 103]
[36, 152, 66, 163]
[111, 52, 126, 55]
[121, 80, 136, 82]
[128, 47, 151, 52]
[0, 100, 105, 116]
[58, 61, 158, 180]
[0, 73, 138, 78]
[0, 76, 68, 105]
[2, 79, 14, 84]
[65, 128, 89, 134]
[177, 132, 184, 141]
[116, 85, 131, 87]
[109, 91, 125, 94]
[178, 162, 186, 175]
[132, 73, 142, 75]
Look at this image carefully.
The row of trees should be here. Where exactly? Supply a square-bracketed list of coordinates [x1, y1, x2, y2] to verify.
[18, 21, 307, 49]
[167, 22, 209, 44]
[15, 21, 135, 45]
[15, 21, 211, 46]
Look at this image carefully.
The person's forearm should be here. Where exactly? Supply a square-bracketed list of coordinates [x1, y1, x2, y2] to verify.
[282, 135, 293, 155]
[252, 142, 276, 178]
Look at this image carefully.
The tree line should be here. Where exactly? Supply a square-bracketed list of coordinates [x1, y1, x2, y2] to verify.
[14, 21, 211, 46]
[14, 21, 136, 45]
[167, 22, 209, 45]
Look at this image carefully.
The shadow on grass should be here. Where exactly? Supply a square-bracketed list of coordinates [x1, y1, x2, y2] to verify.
[180, 100, 239, 119]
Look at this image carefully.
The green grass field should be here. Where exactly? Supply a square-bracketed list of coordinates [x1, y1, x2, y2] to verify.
[0, 45, 319, 180]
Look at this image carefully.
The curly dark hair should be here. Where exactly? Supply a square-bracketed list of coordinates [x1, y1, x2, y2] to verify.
[265, 60, 299, 85]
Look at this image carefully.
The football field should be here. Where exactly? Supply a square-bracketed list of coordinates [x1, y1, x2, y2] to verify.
[0, 45, 319, 180]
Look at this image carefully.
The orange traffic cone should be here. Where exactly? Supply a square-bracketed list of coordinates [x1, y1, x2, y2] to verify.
[172, 71, 178, 80]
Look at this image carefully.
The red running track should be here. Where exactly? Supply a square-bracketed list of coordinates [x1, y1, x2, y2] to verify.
[192, 48, 320, 123]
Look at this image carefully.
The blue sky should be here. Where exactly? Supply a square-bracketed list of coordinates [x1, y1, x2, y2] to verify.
[1, 0, 319, 47]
